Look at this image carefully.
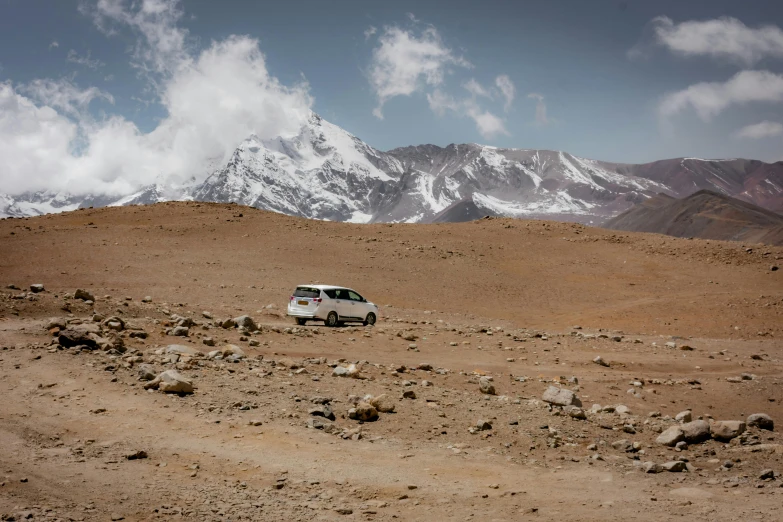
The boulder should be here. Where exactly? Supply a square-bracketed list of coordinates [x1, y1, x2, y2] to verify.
[165, 344, 201, 356]
[222, 344, 246, 359]
[350, 402, 378, 422]
[369, 394, 396, 413]
[137, 364, 156, 381]
[542, 386, 581, 407]
[661, 461, 686, 472]
[142, 370, 194, 394]
[29, 284, 45, 293]
[74, 289, 95, 301]
[681, 420, 711, 443]
[747, 413, 774, 431]
[675, 410, 692, 423]
[58, 328, 99, 349]
[233, 315, 257, 330]
[710, 420, 746, 441]
[479, 376, 496, 395]
[656, 425, 685, 447]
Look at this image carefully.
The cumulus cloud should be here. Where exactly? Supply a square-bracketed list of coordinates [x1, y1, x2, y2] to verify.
[49, 41, 60, 49]
[734, 120, 783, 139]
[638, 16, 783, 66]
[364, 26, 377, 40]
[659, 70, 783, 120]
[67, 49, 105, 69]
[368, 24, 470, 119]
[0, 0, 313, 197]
[527, 93, 549, 125]
[495, 75, 515, 112]
[427, 89, 508, 139]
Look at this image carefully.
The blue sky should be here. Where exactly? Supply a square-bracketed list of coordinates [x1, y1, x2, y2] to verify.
[2, 0, 783, 196]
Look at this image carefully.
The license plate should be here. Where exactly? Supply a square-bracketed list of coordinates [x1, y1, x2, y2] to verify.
[298, 300, 308, 306]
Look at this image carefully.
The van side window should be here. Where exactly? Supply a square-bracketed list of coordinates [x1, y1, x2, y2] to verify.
[348, 291, 363, 302]
[324, 289, 337, 299]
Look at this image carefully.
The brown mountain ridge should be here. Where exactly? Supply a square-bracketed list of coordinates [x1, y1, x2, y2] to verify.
[604, 189, 783, 245]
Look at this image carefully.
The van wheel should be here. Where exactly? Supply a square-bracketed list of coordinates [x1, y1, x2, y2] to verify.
[325, 312, 338, 327]
[363, 312, 376, 326]
[295, 318, 307, 326]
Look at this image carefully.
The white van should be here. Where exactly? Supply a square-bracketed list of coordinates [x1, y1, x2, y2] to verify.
[287, 285, 379, 327]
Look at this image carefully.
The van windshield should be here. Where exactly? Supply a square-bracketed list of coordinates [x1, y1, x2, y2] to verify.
[293, 287, 320, 298]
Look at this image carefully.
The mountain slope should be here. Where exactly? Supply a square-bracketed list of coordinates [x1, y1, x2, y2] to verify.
[2, 114, 783, 223]
[604, 189, 783, 245]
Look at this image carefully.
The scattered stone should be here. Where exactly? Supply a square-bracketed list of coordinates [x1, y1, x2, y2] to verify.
[222, 344, 245, 359]
[657, 426, 685, 447]
[333, 364, 361, 378]
[165, 344, 201, 356]
[233, 315, 258, 330]
[662, 461, 686, 472]
[349, 402, 378, 422]
[479, 376, 496, 395]
[681, 420, 711, 443]
[142, 370, 194, 394]
[643, 461, 663, 473]
[202, 337, 215, 347]
[615, 405, 631, 415]
[29, 284, 45, 293]
[309, 405, 335, 421]
[542, 386, 581, 407]
[137, 364, 156, 381]
[370, 394, 396, 413]
[593, 356, 609, 367]
[402, 390, 417, 400]
[74, 289, 95, 301]
[476, 419, 492, 431]
[747, 413, 774, 431]
[58, 328, 99, 349]
[710, 420, 746, 442]
[675, 410, 693, 423]
[126, 450, 148, 460]
[759, 469, 775, 480]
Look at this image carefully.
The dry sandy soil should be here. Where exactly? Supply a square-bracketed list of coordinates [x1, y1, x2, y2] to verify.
[0, 201, 782, 521]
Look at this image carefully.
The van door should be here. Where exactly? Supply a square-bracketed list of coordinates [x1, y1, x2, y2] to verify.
[332, 289, 354, 319]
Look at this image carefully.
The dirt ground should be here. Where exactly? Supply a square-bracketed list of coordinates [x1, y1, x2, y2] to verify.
[0, 201, 781, 521]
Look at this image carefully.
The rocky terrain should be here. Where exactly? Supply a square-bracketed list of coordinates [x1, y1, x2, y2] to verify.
[605, 190, 783, 246]
[0, 202, 782, 521]
[2, 114, 782, 224]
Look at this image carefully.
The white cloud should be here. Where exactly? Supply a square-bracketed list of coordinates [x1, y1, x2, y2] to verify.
[735, 120, 783, 139]
[0, 0, 313, 197]
[527, 93, 548, 125]
[463, 78, 491, 98]
[364, 26, 377, 40]
[427, 89, 508, 139]
[368, 24, 470, 119]
[49, 41, 59, 49]
[495, 75, 515, 112]
[659, 70, 783, 120]
[644, 16, 783, 66]
[67, 49, 105, 69]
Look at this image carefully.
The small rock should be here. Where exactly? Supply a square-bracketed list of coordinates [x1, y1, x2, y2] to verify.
[142, 370, 194, 394]
[479, 376, 496, 395]
[656, 426, 685, 447]
[615, 405, 631, 415]
[675, 410, 692, 423]
[402, 390, 417, 399]
[593, 356, 609, 367]
[476, 419, 492, 431]
[643, 461, 662, 473]
[126, 450, 148, 460]
[351, 402, 378, 422]
[233, 315, 258, 330]
[681, 420, 711, 443]
[542, 386, 581, 407]
[29, 284, 45, 293]
[74, 289, 95, 301]
[169, 326, 189, 337]
[759, 469, 775, 480]
[137, 364, 156, 381]
[662, 461, 686, 472]
[747, 413, 774, 431]
[165, 344, 201, 356]
[370, 394, 396, 413]
[202, 337, 215, 347]
[565, 406, 586, 420]
[710, 420, 746, 442]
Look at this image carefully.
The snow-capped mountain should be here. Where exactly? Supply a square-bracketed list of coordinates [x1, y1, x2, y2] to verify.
[2, 113, 782, 223]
